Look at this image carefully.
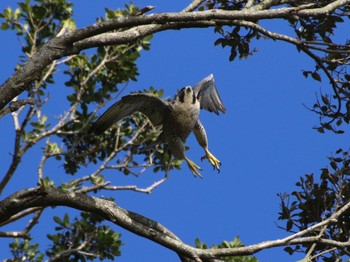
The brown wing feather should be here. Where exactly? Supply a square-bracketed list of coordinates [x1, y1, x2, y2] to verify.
[91, 93, 171, 135]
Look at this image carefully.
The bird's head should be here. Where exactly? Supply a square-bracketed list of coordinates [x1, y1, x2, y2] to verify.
[174, 86, 197, 106]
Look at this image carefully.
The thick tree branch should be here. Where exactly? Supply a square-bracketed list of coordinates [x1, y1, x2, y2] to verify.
[2, 187, 350, 261]
[1, 1, 349, 110]
[0, 187, 201, 261]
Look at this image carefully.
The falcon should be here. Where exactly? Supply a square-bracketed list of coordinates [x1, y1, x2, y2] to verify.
[91, 74, 226, 177]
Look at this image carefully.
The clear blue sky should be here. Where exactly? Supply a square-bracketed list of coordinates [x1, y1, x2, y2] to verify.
[1, 1, 349, 261]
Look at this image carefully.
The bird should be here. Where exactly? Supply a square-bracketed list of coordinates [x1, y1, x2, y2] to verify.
[91, 74, 226, 177]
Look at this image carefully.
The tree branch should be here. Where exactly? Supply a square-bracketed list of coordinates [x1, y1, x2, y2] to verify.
[0, 207, 42, 227]
[48, 241, 90, 262]
[1, 1, 349, 110]
[2, 186, 350, 261]
[0, 99, 35, 118]
[104, 176, 168, 194]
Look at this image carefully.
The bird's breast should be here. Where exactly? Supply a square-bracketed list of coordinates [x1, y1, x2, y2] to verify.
[164, 101, 200, 141]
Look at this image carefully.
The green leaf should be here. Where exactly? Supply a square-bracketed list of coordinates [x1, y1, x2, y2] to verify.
[302, 71, 310, 78]
[311, 72, 321, 82]
[229, 49, 237, 62]
[39, 177, 55, 188]
[1, 23, 10, 30]
[316, 127, 325, 133]
[214, 38, 223, 46]
[284, 246, 294, 255]
[53, 216, 62, 225]
[63, 213, 70, 228]
[321, 95, 329, 105]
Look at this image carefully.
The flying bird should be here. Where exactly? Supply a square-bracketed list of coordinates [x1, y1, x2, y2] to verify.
[91, 74, 226, 177]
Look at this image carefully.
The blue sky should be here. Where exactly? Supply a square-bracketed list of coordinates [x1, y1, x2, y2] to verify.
[1, 1, 349, 261]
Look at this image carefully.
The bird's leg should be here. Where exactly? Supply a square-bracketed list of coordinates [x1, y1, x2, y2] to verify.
[201, 147, 221, 172]
[193, 119, 222, 172]
[164, 154, 173, 178]
[185, 157, 202, 178]
[168, 136, 203, 178]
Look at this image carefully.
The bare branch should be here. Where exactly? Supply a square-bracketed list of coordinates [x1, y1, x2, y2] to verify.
[0, 207, 42, 227]
[309, 247, 337, 260]
[0, 99, 35, 118]
[0, 231, 29, 238]
[0, 129, 23, 195]
[76, 182, 111, 194]
[182, 0, 206, 12]
[105, 176, 168, 194]
[135, 6, 156, 16]
[0, 207, 43, 239]
[23, 208, 44, 234]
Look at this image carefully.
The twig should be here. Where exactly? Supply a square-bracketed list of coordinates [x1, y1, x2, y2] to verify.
[0, 99, 35, 118]
[23, 208, 44, 235]
[301, 224, 329, 261]
[0, 207, 43, 239]
[76, 182, 111, 194]
[309, 247, 337, 261]
[105, 176, 168, 194]
[0, 231, 29, 238]
[135, 6, 156, 16]
[0, 207, 42, 227]
[48, 241, 89, 262]
[182, 0, 205, 12]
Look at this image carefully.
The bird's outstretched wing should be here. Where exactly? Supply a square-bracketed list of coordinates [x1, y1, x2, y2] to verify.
[91, 93, 171, 135]
[193, 74, 226, 115]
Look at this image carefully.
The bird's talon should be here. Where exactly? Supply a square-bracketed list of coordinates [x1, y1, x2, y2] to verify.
[185, 157, 203, 178]
[202, 149, 221, 172]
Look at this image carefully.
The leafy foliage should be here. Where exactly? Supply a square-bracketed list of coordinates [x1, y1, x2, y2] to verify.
[6, 212, 121, 261]
[0, 0, 75, 61]
[278, 148, 350, 260]
[46, 212, 121, 260]
[9, 239, 44, 262]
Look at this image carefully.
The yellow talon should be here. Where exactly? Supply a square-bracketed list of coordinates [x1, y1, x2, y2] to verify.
[185, 157, 202, 178]
[201, 148, 221, 172]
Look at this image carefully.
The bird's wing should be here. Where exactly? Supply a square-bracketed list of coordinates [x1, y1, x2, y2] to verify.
[91, 93, 171, 135]
[193, 74, 226, 115]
